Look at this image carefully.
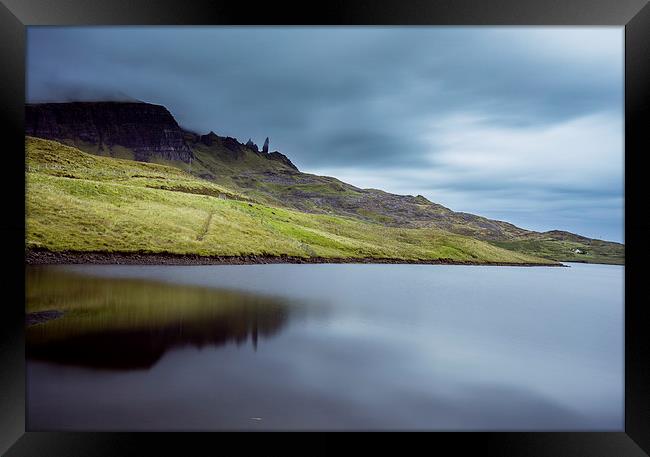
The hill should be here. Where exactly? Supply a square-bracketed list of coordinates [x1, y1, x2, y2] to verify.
[24, 101, 624, 264]
[26, 137, 555, 265]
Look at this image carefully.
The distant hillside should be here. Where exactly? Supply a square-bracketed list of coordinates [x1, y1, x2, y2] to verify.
[190, 139, 623, 264]
[25, 101, 624, 265]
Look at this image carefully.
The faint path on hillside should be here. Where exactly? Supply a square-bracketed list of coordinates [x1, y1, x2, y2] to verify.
[196, 211, 214, 242]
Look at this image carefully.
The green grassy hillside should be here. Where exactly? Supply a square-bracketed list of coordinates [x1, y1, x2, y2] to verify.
[26, 137, 555, 264]
[179, 136, 625, 265]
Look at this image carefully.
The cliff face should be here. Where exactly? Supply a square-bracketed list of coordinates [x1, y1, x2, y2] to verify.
[25, 102, 194, 162]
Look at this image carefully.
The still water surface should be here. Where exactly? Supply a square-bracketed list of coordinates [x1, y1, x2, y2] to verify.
[27, 263, 623, 430]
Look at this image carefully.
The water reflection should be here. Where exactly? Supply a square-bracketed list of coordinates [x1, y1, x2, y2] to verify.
[26, 263, 623, 430]
[26, 267, 298, 370]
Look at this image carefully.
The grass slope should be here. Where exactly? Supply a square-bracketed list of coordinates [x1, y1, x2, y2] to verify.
[26, 137, 554, 264]
[50, 131, 623, 265]
[185, 139, 624, 265]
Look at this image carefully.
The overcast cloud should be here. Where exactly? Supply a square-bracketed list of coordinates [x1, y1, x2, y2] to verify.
[27, 27, 624, 242]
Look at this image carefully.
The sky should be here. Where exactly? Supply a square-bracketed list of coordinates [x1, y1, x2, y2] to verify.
[26, 27, 624, 242]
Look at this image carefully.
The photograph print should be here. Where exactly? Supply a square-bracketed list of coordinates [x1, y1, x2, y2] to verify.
[24, 26, 624, 431]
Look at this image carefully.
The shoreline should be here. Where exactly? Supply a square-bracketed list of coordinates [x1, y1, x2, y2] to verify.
[25, 249, 565, 267]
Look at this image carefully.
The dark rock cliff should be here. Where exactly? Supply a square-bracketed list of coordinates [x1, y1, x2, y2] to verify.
[25, 102, 194, 162]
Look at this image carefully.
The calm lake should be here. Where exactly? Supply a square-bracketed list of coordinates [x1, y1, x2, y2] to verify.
[26, 262, 623, 431]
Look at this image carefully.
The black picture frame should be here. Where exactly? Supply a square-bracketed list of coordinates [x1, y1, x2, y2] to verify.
[1, 0, 648, 454]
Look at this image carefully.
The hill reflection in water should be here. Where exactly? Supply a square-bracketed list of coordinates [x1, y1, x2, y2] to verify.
[26, 267, 301, 370]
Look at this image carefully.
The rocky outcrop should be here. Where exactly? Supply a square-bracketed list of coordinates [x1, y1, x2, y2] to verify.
[199, 132, 247, 159]
[186, 132, 245, 160]
[221, 136, 243, 153]
[189, 131, 298, 170]
[199, 131, 220, 146]
[25, 102, 194, 162]
[268, 151, 298, 170]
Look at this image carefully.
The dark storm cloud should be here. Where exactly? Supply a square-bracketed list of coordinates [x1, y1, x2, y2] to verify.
[26, 27, 623, 241]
